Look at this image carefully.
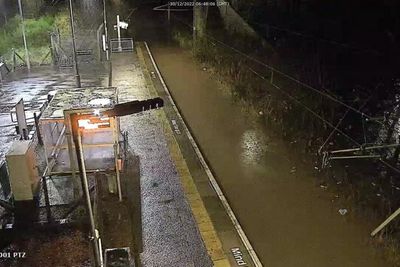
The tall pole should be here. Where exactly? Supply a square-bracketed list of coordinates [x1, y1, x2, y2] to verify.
[71, 114, 101, 267]
[102, 0, 109, 60]
[17, 0, 30, 70]
[167, 2, 170, 22]
[117, 15, 122, 52]
[68, 0, 81, 88]
[192, 0, 196, 53]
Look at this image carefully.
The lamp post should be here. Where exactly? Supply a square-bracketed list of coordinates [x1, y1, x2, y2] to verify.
[102, 0, 109, 60]
[17, 0, 30, 70]
[67, 97, 163, 265]
[70, 113, 101, 267]
[68, 0, 81, 88]
[116, 15, 122, 52]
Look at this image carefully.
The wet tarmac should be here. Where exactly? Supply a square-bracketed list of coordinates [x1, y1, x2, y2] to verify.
[0, 63, 108, 163]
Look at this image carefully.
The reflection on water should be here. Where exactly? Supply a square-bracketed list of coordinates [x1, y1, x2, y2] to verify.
[128, 5, 391, 266]
[149, 45, 390, 267]
[240, 129, 268, 165]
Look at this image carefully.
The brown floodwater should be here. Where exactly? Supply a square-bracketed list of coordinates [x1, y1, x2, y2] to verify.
[147, 44, 390, 267]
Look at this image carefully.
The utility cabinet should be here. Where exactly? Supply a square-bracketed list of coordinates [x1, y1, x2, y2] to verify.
[6, 140, 39, 201]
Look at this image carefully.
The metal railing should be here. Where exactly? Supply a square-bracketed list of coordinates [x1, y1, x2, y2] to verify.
[110, 38, 134, 53]
[0, 61, 9, 85]
[0, 47, 52, 77]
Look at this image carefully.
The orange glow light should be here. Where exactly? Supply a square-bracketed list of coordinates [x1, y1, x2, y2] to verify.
[78, 119, 99, 130]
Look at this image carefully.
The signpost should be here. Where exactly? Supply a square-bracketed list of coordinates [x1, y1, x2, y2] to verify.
[114, 15, 129, 52]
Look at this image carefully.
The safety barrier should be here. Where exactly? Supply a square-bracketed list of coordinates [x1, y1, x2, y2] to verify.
[110, 38, 134, 53]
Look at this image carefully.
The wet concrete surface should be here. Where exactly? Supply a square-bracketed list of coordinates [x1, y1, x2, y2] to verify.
[0, 63, 109, 164]
[0, 59, 111, 266]
[0, 62, 108, 216]
[145, 44, 391, 266]
[0, 1, 392, 265]
[112, 52, 213, 266]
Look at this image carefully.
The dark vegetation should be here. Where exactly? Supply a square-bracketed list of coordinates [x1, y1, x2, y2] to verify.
[0, 0, 70, 65]
[0, 16, 55, 55]
[169, 0, 400, 264]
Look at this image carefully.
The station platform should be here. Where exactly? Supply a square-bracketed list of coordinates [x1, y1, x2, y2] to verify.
[111, 42, 259, 266]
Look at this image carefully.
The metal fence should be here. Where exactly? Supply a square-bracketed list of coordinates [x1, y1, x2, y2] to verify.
[110, 38, 134, 53]
[0, 61, 10, 85]
[0, 47, 53, 77]
[50, 24, 104, 68]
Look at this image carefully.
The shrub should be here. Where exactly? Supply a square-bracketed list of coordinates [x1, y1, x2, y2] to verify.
[0, 14, 60, 55]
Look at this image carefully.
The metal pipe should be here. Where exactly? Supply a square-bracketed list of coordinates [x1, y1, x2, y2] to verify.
[330, 143, 400, 154]
[371, 206, 400, 236]
[112, 115, 122, 201]
[330, 155, 381, 160]
[42, 176, 53, 223]
[77, 132, 101, 266]
[17, 0, 30, 70]
[102, 0, 109, 60]
[117, 15, 122, 52]
[50, 168, 114, 176]
[71, 114, 101, 267]
[68, 0, 81, 88]
[64, 114, 79, 198]
[114, 143, 122, 201]
[50, 125, 66, 158]
[48, 143, 114, 151]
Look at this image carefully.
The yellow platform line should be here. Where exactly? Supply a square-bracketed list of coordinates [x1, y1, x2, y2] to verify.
[136, 43, 231, 267]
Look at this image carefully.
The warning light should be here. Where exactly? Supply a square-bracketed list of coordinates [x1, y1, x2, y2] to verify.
[78, 116, 111, 130]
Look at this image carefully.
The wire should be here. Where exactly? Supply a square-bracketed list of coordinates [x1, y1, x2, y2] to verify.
[248, 67, 361, 146]
[250, 65, 400, 175]
[319, 97, 371, 153]
[171, 14, 383, 126]
[171, 13, 400, 174]
[318, 107, 351, 154]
